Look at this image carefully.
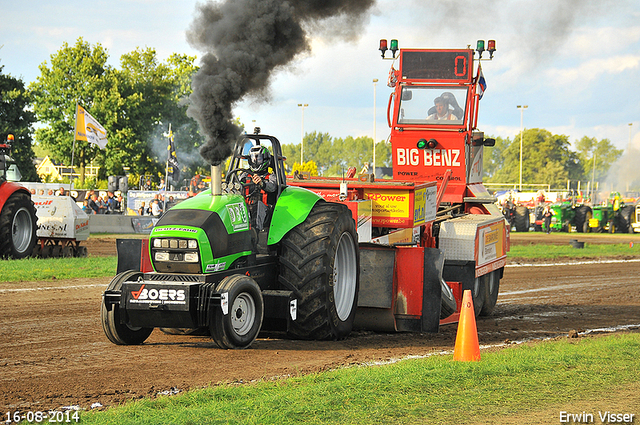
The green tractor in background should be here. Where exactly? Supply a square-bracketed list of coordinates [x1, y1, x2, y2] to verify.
[102, 133, 360, 349]
[549, 200, 592, 233]
[590, 192, 635, 233]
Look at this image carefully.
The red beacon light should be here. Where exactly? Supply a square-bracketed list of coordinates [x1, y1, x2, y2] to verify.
[487, 39, 496, 59]
[379, 39, 388, 58]
[379, 39, 399, 59]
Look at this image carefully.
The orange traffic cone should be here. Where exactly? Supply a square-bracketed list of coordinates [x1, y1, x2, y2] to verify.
[453, 289, 481, 361]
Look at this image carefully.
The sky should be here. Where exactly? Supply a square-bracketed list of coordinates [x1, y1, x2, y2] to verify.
[1, 0, 639, 158]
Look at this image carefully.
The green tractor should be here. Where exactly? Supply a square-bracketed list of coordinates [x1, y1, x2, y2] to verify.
[102, 133, 360, 348]
[590, 192, 635, 233]
[549, 201, 592, 233]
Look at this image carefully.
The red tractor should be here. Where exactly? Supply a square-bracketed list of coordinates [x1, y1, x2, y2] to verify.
[0, 134, 38, 259]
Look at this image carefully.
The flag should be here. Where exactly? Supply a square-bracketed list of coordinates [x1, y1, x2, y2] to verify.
[477, 64, 487, 100]
[167, 130, 180, 183]
[75, 104, 108, 149]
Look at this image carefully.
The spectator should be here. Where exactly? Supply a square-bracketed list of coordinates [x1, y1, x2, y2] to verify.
[151, 199, 163, 217]
[189, 174, 201, 193]
[138, 201, 147, 216]
[38, 189, 45, 195]
[106, 191, 116, 214]
[82, 199, 92, 214]
[30, 188, 36, 194]
[158, 178, 166, 191]
[88, 194, 100, 215]
[165, 195, 176, 211]
[58, 187, 66, 196]
[47, 189, 54, 196]
[115, 195, 124, 214]
[142, 178, 153, 191]
[97, 196, 108, 214]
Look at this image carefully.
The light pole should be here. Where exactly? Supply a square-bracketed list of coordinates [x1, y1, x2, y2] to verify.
[517, 105, 528, 191]
[373, 79, 378, 177]
[298, 103, 308, 164]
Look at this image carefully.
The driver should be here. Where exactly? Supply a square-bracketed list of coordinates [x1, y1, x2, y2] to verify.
[427, 96, 458, 121]
[241, 145, 276, 231]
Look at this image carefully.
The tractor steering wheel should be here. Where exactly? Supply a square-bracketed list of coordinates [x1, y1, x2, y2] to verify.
[226, 168, 260, 197]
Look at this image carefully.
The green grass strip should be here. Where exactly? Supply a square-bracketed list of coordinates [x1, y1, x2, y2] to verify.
[0, 256, 117, 282]
[508, 242, 639, 259]
[81, 333, 640, 425]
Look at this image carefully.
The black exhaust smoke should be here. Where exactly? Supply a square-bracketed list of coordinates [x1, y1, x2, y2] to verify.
[186, 0, 375, 165]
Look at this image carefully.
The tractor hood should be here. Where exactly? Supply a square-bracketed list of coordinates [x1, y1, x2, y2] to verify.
[150, 192, 253, 273]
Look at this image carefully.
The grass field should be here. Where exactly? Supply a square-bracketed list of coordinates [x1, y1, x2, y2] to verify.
[0, 256, 116, 282]
[508, 242, 640, 259]
[80, 333, 640, 424]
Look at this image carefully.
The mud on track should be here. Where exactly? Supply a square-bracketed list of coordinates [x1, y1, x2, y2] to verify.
[1, 235, 640, 412]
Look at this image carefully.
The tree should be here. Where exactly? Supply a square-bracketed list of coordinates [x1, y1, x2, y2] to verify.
[574, 136, 623, 183]
[281, 131, 392, 177]
[482, 135, 509, 180]
[0, 66, 38, 181]
[488, 128, 581, 188]
[29, 38, 115, 184]
[30, 38, 202, 185]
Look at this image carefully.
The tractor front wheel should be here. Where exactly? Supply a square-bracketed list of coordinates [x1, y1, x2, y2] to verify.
[210, 274, 264, 349]
[279, 201, 359, 340]
[101, 270, 153, 345]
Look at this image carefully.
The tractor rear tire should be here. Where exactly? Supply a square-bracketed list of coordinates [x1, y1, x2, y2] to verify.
[279, 200, 359, 340]
[513, 206, 530, 232]
[480, 269, 500, 316]
[0, 192, 38, 259]
[574, 205, 592, 233]
[101, 270, 153, 345]
[209, 274, 264, 349]
[619, 205, 634, 233]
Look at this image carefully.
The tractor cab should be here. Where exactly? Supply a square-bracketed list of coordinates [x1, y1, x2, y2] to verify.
[0, 135, 22, 183]
[223, 131, 288, 204]
[384, 42, 496, 204]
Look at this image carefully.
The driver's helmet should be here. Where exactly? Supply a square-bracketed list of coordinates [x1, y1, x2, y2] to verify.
[248, 145, 271, 174]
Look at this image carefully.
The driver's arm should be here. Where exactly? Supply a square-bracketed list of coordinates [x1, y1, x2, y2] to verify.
[252, 174, 276, 193]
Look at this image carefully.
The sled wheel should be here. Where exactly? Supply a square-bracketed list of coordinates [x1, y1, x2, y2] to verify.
[480, 269, 501, 316]
[210, 274, 263, 349]
[471, 275, 486, 317]
[101, 270, 153, 345]
[62, 245, 74, 258]
[51, 244, 62, 258]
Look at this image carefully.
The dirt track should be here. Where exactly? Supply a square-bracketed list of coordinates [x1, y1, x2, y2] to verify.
[1, 233, 640, 412]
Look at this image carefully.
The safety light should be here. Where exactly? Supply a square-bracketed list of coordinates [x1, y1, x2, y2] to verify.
[7, 134, 14, 142]
[417, 138, 438, 149]
[390, 39, 399, 58]
[379, 39, 388, 58]
[476, 40, 485, 59]
[487, 40, 496, 59]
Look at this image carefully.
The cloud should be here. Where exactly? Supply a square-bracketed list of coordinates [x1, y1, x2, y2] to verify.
[545, 55, 640, 87]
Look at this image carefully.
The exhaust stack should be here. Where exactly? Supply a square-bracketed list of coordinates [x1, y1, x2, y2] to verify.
[211, 164, 222, 196]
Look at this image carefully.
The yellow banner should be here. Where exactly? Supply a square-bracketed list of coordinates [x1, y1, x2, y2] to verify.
[75, 105, 108, 149]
